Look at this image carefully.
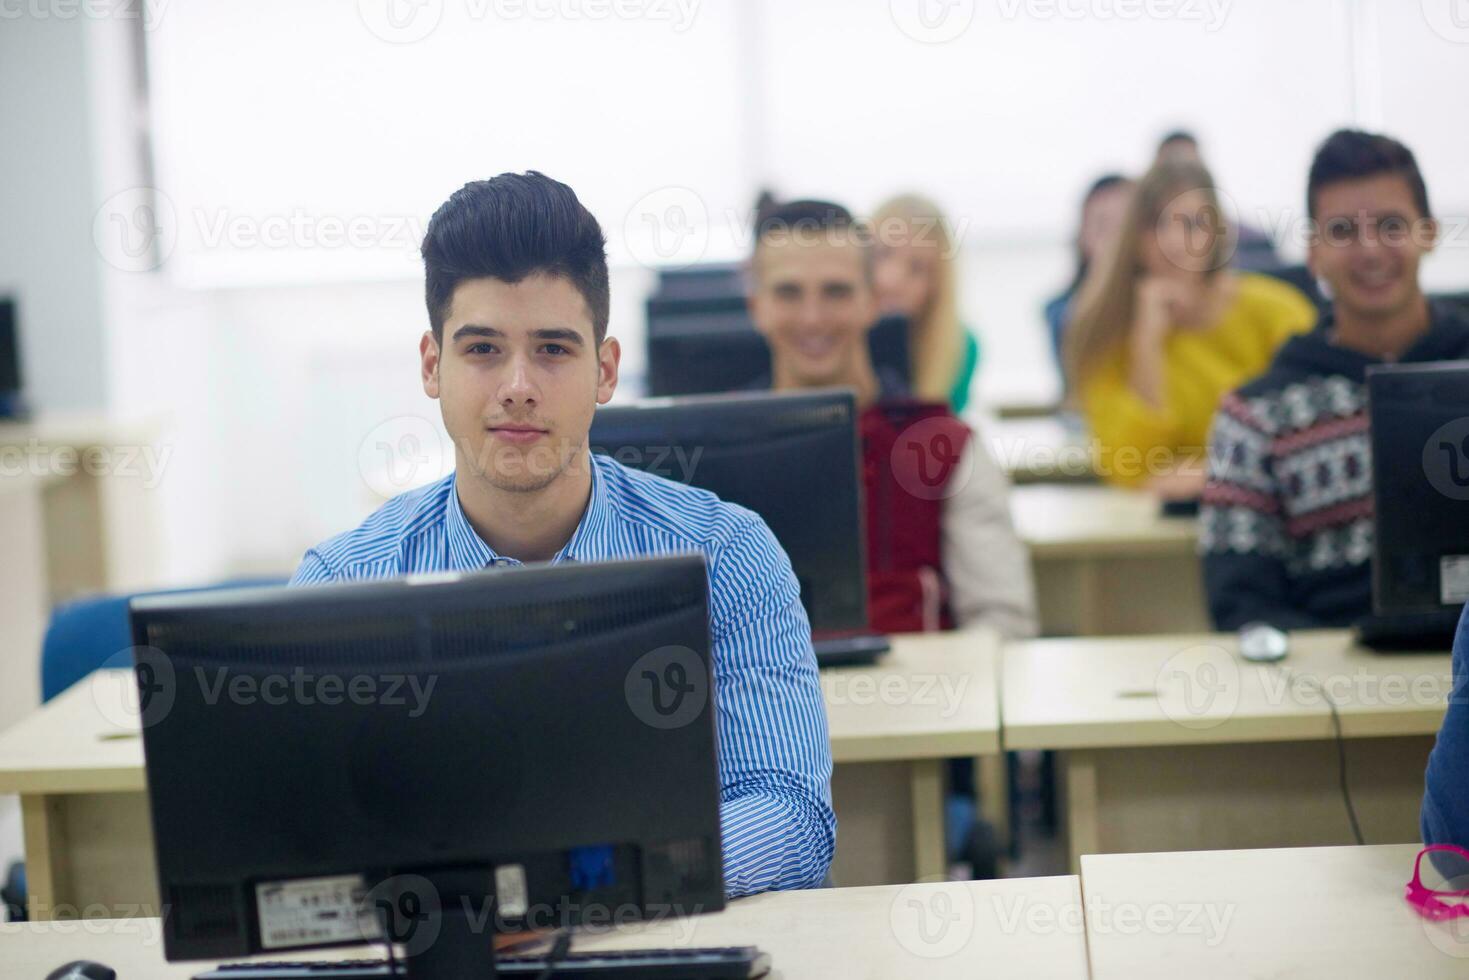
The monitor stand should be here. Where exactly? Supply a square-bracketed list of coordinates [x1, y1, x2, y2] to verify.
[385, 867, 500, 979]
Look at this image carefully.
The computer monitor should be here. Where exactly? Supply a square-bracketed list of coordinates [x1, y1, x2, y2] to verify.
[1368, 361, 1469, 619]
[0, 296, 25, 418]
[655, 262, 745, 300]
[589, 390, 870, 648]
[645, 298, 911, 399]
[645, 294, 769, 397]
[129, 555, 724, 977]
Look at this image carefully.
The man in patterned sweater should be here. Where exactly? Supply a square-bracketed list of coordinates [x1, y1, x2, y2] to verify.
[1202, 129, 1469, 630]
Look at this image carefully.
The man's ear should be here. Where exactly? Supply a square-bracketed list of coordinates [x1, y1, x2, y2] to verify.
[420, 331, 441, 399]
[596, 336, 621, 406]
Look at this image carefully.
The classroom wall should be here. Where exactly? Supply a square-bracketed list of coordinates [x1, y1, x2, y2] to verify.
[12, 0, 1469, 589]
[0, 14, 111, 413]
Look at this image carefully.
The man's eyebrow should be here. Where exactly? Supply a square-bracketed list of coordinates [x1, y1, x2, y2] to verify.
[450, 324, 504, 342]
[530, 327, 587, 347]
[448, 325, 587, 346]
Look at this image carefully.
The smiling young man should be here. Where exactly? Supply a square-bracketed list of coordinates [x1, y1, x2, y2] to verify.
[291, 172, 835, 897]
[746, 199, 1034, 878]
[1201, 130, 1469, 630]
[746, 200, 1036, 640]
[746, 202, 1034, 640]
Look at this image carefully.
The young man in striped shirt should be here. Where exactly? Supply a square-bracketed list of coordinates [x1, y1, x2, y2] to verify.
[290, 172, 835, 897]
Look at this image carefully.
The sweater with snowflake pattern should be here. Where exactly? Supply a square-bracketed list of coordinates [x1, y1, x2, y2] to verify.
[1200, 301, 1469, 630]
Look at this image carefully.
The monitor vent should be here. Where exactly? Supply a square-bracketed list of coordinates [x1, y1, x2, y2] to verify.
[143, 588, 701, 669]
[170, 883, 242, 940]
[427, 589, 693, 663]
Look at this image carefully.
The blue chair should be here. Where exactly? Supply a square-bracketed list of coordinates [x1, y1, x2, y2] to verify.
[40, 578, 287, 703]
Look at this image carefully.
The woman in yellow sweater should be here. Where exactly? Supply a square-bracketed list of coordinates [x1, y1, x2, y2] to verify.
[1065, 161, 1316, 498]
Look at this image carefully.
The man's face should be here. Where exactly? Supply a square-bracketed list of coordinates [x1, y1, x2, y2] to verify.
[420, 273, 618, 493]
[748, 237, 878, 388]
[1308, 173, 1435, 321]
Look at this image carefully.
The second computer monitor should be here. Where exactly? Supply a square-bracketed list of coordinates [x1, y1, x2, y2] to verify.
[1368, 360, 1469, 617]
[589, 389, 868, 638]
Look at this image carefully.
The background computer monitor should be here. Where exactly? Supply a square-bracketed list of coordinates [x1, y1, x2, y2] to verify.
[129, 555, 723, 973]
[644, 290, 910, 397]
[1368, 361, 1469, 617]
[589, 389, 868, 638]
[0, 296, 24, 418]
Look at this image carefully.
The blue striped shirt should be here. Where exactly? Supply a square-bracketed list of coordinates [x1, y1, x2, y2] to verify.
[290, 452, 835, 897]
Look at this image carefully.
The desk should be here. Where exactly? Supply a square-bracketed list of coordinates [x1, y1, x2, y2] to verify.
[825, 631, 1001, 886]
[1010, 484, 1207, 635]
[986, 416, 1094, 485]
[0, 413, 167, 602]
[0, 877, 1092, 980]
[0, 634, 1003, 917]
[0, 471, 54, 732]
[1081, 844, 1467, 977]
[1004, 630, 1451, 870]
[0, 471, 56, 873]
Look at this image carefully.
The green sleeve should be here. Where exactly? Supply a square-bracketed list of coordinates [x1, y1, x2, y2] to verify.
[948, 329, 981, 414]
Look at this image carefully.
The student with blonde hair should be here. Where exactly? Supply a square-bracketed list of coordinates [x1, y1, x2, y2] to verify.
[871, 194, 981, 414]
[1065, 161, 1314, 498]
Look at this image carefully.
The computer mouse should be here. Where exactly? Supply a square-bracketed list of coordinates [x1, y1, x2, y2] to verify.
[45, 962, 116, 980]
[1238, 622, 1290, 663]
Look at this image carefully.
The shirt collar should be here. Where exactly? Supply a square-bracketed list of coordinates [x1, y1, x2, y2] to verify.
[445, 454, 617, 569]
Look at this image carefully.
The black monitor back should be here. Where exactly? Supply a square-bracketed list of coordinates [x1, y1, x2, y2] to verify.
[1368, 361, 1469, 616]
[0, 296, 21, 395]
[129, 556, 723, 962]
[589, 390, 868, 636]
[645, 297, 911, 399]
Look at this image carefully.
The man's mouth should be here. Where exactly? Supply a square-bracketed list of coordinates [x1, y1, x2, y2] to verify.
[1350, 266, 1400, 293]
[793, 333, 840, 359]
[487, 424, 549, 445]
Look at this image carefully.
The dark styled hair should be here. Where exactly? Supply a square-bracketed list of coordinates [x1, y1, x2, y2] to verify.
[1307, 129, 1431, 222]
[421, 171, 609, 344]
[754, 198, 863, 244]
[749, 198, 872, 280]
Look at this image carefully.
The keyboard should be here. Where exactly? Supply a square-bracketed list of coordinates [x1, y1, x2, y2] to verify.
[195, 946, 771, 979]
[1355, 609, 1461, 652]
[812, 631, 891, 668]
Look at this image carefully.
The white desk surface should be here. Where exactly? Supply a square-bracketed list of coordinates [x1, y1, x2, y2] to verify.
[1009, 484, 1197, 559]
[0, 632, 1001, 794]
[0, 877, 1091, 980]
[0, 670, 145, 795]
[824, 631, 1000, 762]
[1002, 630, 1453, 750]
[1081, 844, 1468, 978]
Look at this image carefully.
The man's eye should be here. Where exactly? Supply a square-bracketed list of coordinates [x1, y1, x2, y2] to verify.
[466, 343, 496, 355]
[542, 344, 569, 356]
[1379, 216, 1410, 237]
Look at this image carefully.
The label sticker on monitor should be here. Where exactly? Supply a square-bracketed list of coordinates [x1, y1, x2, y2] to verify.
[255, 874, 378, 950]
[1444, 556, 1469, 605]
[495, 865, 529, 918]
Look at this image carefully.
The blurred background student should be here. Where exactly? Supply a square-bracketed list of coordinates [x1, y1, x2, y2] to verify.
[1064, 161, 1316, 499]
[871, 195, 981, 415]
[1043, 174, 1135, 384]
[1155, 129, 1281, 271]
